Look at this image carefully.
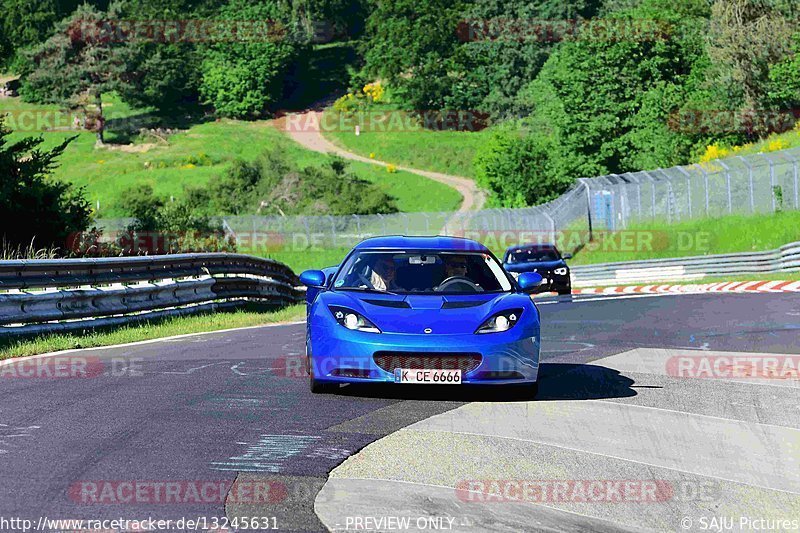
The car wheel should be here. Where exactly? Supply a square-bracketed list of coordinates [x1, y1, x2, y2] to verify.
[557, 288, 572, 295]
[309, 365, 334, 394]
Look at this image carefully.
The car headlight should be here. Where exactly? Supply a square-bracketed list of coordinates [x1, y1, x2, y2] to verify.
[554, 267, 568, 276]
[476, 309, 523, 334]
[328, 306, 381, 333]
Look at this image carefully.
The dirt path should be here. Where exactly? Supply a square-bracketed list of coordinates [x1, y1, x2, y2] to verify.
[279, 110, 486, 212]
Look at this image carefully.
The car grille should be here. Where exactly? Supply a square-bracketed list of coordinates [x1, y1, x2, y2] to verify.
[373, 352, 482, 373]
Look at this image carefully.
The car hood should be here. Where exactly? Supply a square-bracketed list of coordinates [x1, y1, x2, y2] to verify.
[503, 259, 566, 273]
[320, 291, 531, 334]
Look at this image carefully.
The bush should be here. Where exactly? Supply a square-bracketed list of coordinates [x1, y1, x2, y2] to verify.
[474, 126, 572, 208]
[0, 118, 91, 251]
[198, 0, 310, 118]
[205, 147, 398, 216]
[117, 183, 234, 255]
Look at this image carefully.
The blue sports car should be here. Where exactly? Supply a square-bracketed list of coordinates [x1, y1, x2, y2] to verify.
[298, 236, 544, 395]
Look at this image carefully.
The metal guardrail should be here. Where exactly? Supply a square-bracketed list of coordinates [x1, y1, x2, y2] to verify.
[0, 254, 302, 336]
[570, 241, 800, 287]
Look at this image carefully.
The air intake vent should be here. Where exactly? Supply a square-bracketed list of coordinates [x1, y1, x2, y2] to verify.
[441, 300, 485, 309]
[362, 299, 411, 308]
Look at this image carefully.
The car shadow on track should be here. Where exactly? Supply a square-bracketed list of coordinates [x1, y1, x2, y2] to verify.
[329, 363, 637, 402]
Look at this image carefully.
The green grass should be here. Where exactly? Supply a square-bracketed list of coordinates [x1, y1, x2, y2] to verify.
[0, 304, 305, 360]
[570, 211, 800, 265]
[321, 106, 490, 179]
[1, 95, 461, 217]
[258, 247, 351, 273]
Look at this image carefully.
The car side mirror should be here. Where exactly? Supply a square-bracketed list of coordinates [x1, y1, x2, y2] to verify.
[562, 253, 573, 260]
[299, 270, 326, 288]
[517, 272, 544, 294]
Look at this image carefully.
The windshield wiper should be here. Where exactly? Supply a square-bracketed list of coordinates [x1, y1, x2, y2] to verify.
[336, 287, 399, 296]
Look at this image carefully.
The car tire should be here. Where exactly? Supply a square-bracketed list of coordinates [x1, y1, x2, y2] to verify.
[309, 364, 335, 394]
[557, 287, 572, 295]
[309, 377, 330, 394]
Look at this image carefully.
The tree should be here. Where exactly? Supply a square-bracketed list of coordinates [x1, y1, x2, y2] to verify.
[0, 0, 92, 67]
[119, 184, 164, 231]
[706, 0, 794, 120]
[474, 125, 572, 207]
[767, 32, 800, 112]
[0, 117, 91, 251]
[19, 3, 138, 144]
[198, 0, 311, 118]
[360, 0, 604, 118]
[516, 0, 710, 185]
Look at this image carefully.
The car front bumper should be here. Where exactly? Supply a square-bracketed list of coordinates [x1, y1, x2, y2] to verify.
[309, 325, 541, 385]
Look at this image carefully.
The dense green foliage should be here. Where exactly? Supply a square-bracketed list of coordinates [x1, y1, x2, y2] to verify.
[356, 0, 799, 207]
[203, 147, 399, 216]
[4, 0, 800, 216]
[198, 0, 311, 118]
[0, 118, 91, 251]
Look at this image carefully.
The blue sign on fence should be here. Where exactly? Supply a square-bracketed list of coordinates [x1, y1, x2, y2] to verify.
[594, 191, 614, 230]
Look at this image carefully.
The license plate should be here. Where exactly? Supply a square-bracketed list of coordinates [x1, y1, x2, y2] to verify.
[394, 369, 462, 384]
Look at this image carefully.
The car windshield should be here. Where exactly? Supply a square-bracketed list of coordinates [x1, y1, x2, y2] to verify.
[332, 251, 513, 294]
[506, 247, 561, 264]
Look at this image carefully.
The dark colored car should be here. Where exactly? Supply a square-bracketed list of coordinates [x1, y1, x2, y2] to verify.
[502, 244, 572, 295]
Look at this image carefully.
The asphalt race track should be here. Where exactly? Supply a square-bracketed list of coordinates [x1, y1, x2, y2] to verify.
[0, 292, 798, 532]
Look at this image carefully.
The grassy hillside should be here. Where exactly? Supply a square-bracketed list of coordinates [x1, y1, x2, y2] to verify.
[321, 106, 489, 179]
[1, 95, 461, 217]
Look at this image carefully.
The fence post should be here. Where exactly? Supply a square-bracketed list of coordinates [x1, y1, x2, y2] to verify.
[765, 154, 776, 212]
[543, 212, 556, 243]
[328, 215, 336, 247]
[737, 156, 755, 213]
[787, 152, 800, 209]
[642, 172, 658, 219]
[716, 160, 733, 213]
[692, 164, 709, 215]
[676, 167, 694, 219]
[578, 179, 593, 241]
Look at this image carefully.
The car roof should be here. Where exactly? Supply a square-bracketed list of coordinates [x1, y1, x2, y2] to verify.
[506, 243, 558, 252]
[354, 235, 490, 252]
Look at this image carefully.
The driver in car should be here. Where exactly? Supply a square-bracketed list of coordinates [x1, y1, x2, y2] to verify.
[443, 255, 469, 280]
[370, 256, 400, 292]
